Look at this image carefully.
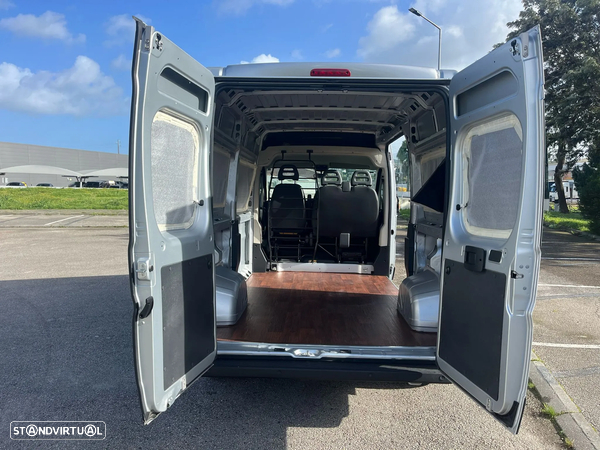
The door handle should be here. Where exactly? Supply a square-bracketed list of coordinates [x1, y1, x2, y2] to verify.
[464, 246, 486, 272]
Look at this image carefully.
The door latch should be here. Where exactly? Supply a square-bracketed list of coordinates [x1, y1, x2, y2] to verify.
[511, 270, 524, 279]
[136, 258, 153, 281]
[464, 246, 486, 272]
[139, 296, 154, 319]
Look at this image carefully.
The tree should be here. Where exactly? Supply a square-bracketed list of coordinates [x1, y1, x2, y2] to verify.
[396, 139, 409, 183]
[503, 0, 600, 213]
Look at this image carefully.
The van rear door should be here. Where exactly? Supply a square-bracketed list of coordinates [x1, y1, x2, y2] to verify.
[437, 26, 544, 433]
[129, 19, 217, 424]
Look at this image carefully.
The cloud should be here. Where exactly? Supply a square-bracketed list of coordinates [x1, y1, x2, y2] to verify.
[0, 56, 127, 116]
[240, 53, 280, 64]
[0, 0, 15, 10]
[322, 23, 333, 33]
[357, 0, 523, 70]
[216, 0, 294, 15]
[0, 11, 85, 43]
[104, 14, 150, 47]
[111, 54, 131, 71]
[291, 49, 303, 60]
[324, 48, 341, 58]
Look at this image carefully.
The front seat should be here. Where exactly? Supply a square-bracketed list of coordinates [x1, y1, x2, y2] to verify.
[270, 164, 305, 232]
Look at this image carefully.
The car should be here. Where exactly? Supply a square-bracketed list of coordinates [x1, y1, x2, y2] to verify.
[4, 181, 27, 187]
[128, 19, 545, 433]
[36, 183, 53, 187]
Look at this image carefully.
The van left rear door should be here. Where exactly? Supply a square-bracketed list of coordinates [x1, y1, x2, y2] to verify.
[129, 18, 216, 424]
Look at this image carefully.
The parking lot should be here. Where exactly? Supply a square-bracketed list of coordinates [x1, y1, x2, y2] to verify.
[0, 216, 597, 448]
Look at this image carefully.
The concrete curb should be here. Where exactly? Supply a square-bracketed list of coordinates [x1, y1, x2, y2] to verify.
[530, 352, 600, 449]
[543, 222, 600, 241]
[0, 209, 127, 216]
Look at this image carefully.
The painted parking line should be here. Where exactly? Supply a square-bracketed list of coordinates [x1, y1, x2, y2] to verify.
[44, 215, 84, 226]
[538, 283, 600, 289]
[533, 342, 600, 349]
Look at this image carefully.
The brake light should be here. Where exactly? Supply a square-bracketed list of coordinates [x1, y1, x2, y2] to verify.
[310, 68, 351, 77]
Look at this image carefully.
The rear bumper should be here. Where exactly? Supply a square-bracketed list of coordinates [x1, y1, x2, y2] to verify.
[206, 355, 448, 383]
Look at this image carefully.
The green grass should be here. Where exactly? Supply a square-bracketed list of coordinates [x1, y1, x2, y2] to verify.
[544, 211, 590, 232]
[541, 403, 559, 419]
[0, 188, 128, 210]
[398, 208, 410, 221]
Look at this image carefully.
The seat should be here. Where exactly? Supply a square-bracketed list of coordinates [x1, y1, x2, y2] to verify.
[270, 164, 305, 232]
[348, 170, 379, 237]
[312, 170, 344, 237]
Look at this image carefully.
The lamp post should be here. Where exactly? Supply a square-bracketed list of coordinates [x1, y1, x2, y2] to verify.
[408, 7, 442, 72]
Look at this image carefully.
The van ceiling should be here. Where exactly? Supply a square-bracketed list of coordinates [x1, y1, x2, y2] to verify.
[217, 88, 442, 149]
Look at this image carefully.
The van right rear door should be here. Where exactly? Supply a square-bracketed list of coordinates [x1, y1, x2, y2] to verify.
[437, 26, 545, 433]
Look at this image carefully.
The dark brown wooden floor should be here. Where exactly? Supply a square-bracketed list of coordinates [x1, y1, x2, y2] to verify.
[216, 272, 437, 347]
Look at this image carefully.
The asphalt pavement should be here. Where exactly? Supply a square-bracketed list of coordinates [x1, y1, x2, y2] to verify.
[0, 217, 581, 449]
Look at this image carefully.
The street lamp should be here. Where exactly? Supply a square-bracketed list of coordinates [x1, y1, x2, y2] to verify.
[408, 7, 442, 72]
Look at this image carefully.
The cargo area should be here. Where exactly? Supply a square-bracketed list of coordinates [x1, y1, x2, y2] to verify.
[216, 272, 437, 347]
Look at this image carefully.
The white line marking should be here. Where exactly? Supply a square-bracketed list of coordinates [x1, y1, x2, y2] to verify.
[542, 257, 600, 261]
[533, 342, 600, 349]
[44, 215, 84, 226]
[538, 283, 600, 289]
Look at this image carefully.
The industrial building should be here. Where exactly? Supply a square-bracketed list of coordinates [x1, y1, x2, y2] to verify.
[0, 142, 128, 187]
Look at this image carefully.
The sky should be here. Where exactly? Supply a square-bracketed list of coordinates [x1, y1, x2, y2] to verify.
[0, 0, 524, 154]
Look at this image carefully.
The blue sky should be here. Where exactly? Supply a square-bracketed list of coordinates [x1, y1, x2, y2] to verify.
[0, 0, 524, 154]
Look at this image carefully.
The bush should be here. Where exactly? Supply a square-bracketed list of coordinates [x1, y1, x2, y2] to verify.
[573, 160, 600, 235]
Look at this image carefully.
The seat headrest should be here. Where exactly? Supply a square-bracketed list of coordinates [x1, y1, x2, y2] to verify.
[351, 170, 373, 187]
[277, 164, 299, 181]
[321, 170, 342, 186]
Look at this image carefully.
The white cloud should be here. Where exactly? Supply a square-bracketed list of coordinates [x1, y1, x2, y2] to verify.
[357, 0, 523, 70]
[217, 0, 294, 15]
[0, 11, 85, 43]
[322, 23, 333, 33]
[325, 48, 341, 58]
[0, 0, 15, 10]
[104, 14, 150, 47]
[0, 56, 127, 116]
[240, 53, 280, 64]
[291, 49, 303, 60]
[357, 6, 416, 59]
[111, 54, 131, 71]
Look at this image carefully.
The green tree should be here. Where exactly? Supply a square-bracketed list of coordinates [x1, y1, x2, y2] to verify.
[504, 0, 600, 213]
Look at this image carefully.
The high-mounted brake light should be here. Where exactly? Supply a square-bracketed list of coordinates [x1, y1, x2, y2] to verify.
[310, 68, 351, 77]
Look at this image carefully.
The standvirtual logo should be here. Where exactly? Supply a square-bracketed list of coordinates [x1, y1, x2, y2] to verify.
[10, 421, 106, 440]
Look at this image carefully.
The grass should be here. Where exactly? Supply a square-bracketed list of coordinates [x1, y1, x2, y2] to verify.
[398, 208, 410, 221]
[0, 188, 128, 210]
[542, 403, 559, 419]
[544, 210, 590, 232]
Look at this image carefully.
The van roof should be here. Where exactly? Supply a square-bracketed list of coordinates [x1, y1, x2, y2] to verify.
[209, 62, 456, 80]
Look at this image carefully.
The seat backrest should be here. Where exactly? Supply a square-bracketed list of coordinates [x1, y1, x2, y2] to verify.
[349, 170, 379, 237]
[270, 164, 305, 231]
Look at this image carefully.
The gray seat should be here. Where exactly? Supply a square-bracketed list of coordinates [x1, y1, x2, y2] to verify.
[270, 164, 305, 232]
[348, 170, 379, 238]
[312, 170, 343, 237]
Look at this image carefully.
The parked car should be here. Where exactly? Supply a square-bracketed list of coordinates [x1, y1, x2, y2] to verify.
[36, 183, 54, 187]
[5, 181, 27, 187]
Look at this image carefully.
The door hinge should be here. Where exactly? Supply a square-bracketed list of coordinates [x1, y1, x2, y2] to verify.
[136, 258, 153, 281]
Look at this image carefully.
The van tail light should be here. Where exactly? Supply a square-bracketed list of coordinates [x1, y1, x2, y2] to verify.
[310, 68, 351, 77]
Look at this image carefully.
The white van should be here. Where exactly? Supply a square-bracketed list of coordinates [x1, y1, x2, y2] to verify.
[129, 18, 545, 433]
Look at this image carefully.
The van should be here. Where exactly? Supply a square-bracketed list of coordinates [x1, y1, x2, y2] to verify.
[128, 18, 545, 433]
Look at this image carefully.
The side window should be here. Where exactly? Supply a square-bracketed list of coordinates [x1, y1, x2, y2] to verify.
[150, 110, 199, 231]
[461, 114, 523, 238]
[213, 147, 230, 209]
[236, 160, 256, 213]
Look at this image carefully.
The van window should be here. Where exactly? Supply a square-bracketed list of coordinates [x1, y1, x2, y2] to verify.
[213, 147, 230, 208]
[462, 114, 523, 238]
[151, 110, 199, 230]
[236, 160, 255, 213]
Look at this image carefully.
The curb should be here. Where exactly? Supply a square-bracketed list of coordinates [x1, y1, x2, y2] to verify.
[530, 352, 600, 449]
[543, 223, 600, 241]
[0, 209, 127, 216]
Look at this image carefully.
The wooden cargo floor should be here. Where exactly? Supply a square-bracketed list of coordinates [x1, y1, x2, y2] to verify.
[216, 272, 437, 347]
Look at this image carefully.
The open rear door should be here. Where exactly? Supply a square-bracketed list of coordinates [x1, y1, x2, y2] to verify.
[129, 19, 216, 424]
[438, 26, 544, 433]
